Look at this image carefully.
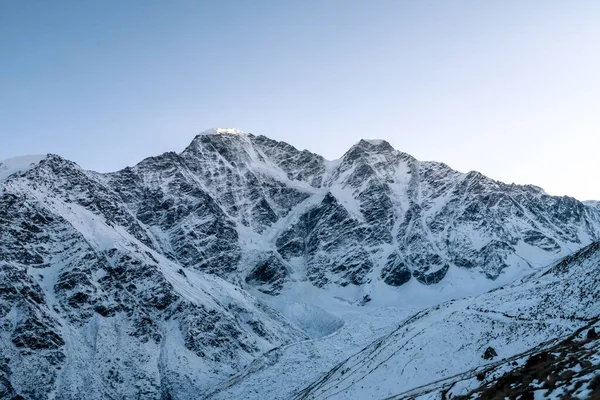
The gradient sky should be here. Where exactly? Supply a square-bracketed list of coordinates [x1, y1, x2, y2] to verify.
[1, 0, 599, 200]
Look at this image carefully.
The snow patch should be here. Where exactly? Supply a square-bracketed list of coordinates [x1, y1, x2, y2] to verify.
[198, 128, 245, 135]
[0, 154, 47, 181]
[277, 302, 344, 339]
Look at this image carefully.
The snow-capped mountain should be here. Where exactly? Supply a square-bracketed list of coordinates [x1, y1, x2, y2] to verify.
[1, 128, 599, 399]
[96, 129, 600, 291]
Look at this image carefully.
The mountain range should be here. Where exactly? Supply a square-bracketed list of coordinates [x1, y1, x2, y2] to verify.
[1, 128, 599, 399]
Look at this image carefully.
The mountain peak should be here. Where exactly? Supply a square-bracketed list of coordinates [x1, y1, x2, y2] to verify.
[355, 138, 395, 152]
[340, 138, 396, 164]
[361, 139, 389, 146]
[198, 128, 245, 136]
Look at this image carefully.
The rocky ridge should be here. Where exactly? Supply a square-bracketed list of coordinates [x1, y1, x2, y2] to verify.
[1, 128, 599, 399]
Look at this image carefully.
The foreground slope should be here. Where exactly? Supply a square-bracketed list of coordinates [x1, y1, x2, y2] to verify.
[294, 242, 600, 399]
[436, 320, 600, 400]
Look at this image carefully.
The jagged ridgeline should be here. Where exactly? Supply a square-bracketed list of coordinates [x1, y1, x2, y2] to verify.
[1, 128, 599, 399]
[111, 130, 600, 288]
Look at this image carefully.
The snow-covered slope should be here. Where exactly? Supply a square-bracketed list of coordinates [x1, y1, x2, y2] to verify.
[0, 154, 306, 399]
[402, 318, 600, 400]
[0, 155, 47, 181]
[1, 129, 600, 399]
[293, 241, 600, 400]
[444, 320, 600, 400]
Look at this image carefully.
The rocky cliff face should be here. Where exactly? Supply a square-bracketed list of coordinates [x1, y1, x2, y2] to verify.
[1, 128, 599, 399]
[0, 150, 306, 399]
[103, 130, 600, 291]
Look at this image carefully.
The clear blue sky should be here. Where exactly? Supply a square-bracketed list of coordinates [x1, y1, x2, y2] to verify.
[1, 0, 599, 199]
